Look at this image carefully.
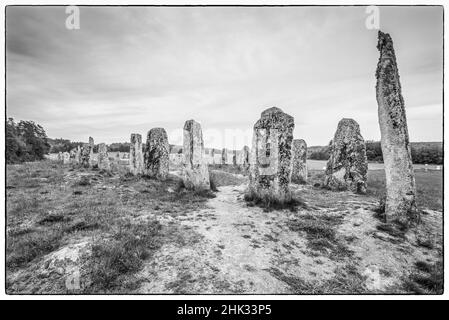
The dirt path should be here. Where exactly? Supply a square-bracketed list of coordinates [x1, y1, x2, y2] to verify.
[135, 181, 443, 294]
[136, 184, 346, 294]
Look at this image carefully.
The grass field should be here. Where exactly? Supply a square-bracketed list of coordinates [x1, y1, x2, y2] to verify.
[5, 160, 443, 294]
[307, 169, 443, 211]
[6, 161, 214, 293]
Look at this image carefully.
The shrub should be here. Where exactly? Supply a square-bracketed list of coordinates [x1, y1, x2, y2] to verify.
[244, 188, 305, 212]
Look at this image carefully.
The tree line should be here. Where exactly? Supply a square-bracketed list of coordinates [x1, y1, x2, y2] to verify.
[6, 118, 443, 165]
[308, 140, 443, 164]
[6, 118, 51, 164]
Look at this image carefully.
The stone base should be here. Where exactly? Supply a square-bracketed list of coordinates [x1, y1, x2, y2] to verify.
[182, 164, 210, 191]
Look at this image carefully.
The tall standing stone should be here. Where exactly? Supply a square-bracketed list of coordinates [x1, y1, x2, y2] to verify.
[248, 107, 294, 202]
[97, 143, 110, 171]
[376, 30, 418, 223]
[88, 137, 95, 167]
[144, 128, 169, 180]
[291, 139, 308, 184]
[221, 148, 228, 165]
[129, 134, 143, 175]
[323, 119, 368, 194]
[182, 120, 210, 190]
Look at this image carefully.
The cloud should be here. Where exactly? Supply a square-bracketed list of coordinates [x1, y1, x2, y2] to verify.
[6, 6, 443, 148]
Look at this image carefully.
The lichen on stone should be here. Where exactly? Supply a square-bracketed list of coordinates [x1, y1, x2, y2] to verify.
[375, 30, 418, 224]
[144, 128, 169, 181]
[323, 118, 368, 194]
[248, 107, 294, 202]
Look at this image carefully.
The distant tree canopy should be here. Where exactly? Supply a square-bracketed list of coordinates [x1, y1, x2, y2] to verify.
[365, 141, 383, 162]
[410, 142, 443, 165]
[48, 138, 84, 153]
[108, 142, 131, 153]
[307, 140, 443, 165]
[6, 118, 51, 164]
[308, 146, 330, 161]
[6, 118, 442, 166]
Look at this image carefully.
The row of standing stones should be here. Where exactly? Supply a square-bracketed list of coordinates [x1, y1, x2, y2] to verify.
[57, 31, 417, 225]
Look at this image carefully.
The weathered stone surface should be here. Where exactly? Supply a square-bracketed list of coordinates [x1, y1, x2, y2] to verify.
[80, 143, 92, 168]
[182, 120, 210, 190]
[376, 30, 418, 223]
[62, 152, 70, 165]
[232, 150, 238, 166]
[69, 148, 76, 163]
[88, 137, 95, 167]
[97, 143, 110, 171]
[323, 118, 368, 194]
[248, 107, 294, 201]
[144, 128, 169, 180]
[129, 134, 144, 175]
[221, 148, 228, 165]
[291, 139, 308, 184]
[74, 146, 81, 164]
[210, 149, 216, 164]
[241, 145, 250, 172]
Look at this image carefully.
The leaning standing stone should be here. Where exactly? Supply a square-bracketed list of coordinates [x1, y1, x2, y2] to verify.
[323, 118, 368, 193]
[291, 139, 308, 184]
[248, 107, 294, 202]
[97, 143, 110, 171]
[182, 120, 210, 190]
[144, 128, 169, 180]
[129, 133, 144, 175]
[376, 30, 418, 223]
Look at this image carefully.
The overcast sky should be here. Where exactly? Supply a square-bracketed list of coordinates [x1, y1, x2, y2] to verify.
[6, 6, 443, 149]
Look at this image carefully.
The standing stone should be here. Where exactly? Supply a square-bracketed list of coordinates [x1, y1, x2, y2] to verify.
[88, 137, 95, 167]
[232, 150, 238, 166]
[323, 119, 368, 194]
[221, 148, 228, 165]
[57, 152, 63, 163]
[211, 149, 216, 165]
[74, 146, 81, 164]
[69, 148, 76, 163]
[62, 152, 70, 164]
[248, 107, 294, 202]
[241, 146, 250, 172]
[291, 139, 308, 184]
[97, 143, 110, 171]
[376, 30, 418, 223]
[182, 120, 210, 190]
[129, 134, 143, 175]
[144, 128, 169, 180]
[80, 143, 92, 168]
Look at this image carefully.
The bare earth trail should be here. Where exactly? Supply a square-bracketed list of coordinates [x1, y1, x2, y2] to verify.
[135, 179, 442, 294]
